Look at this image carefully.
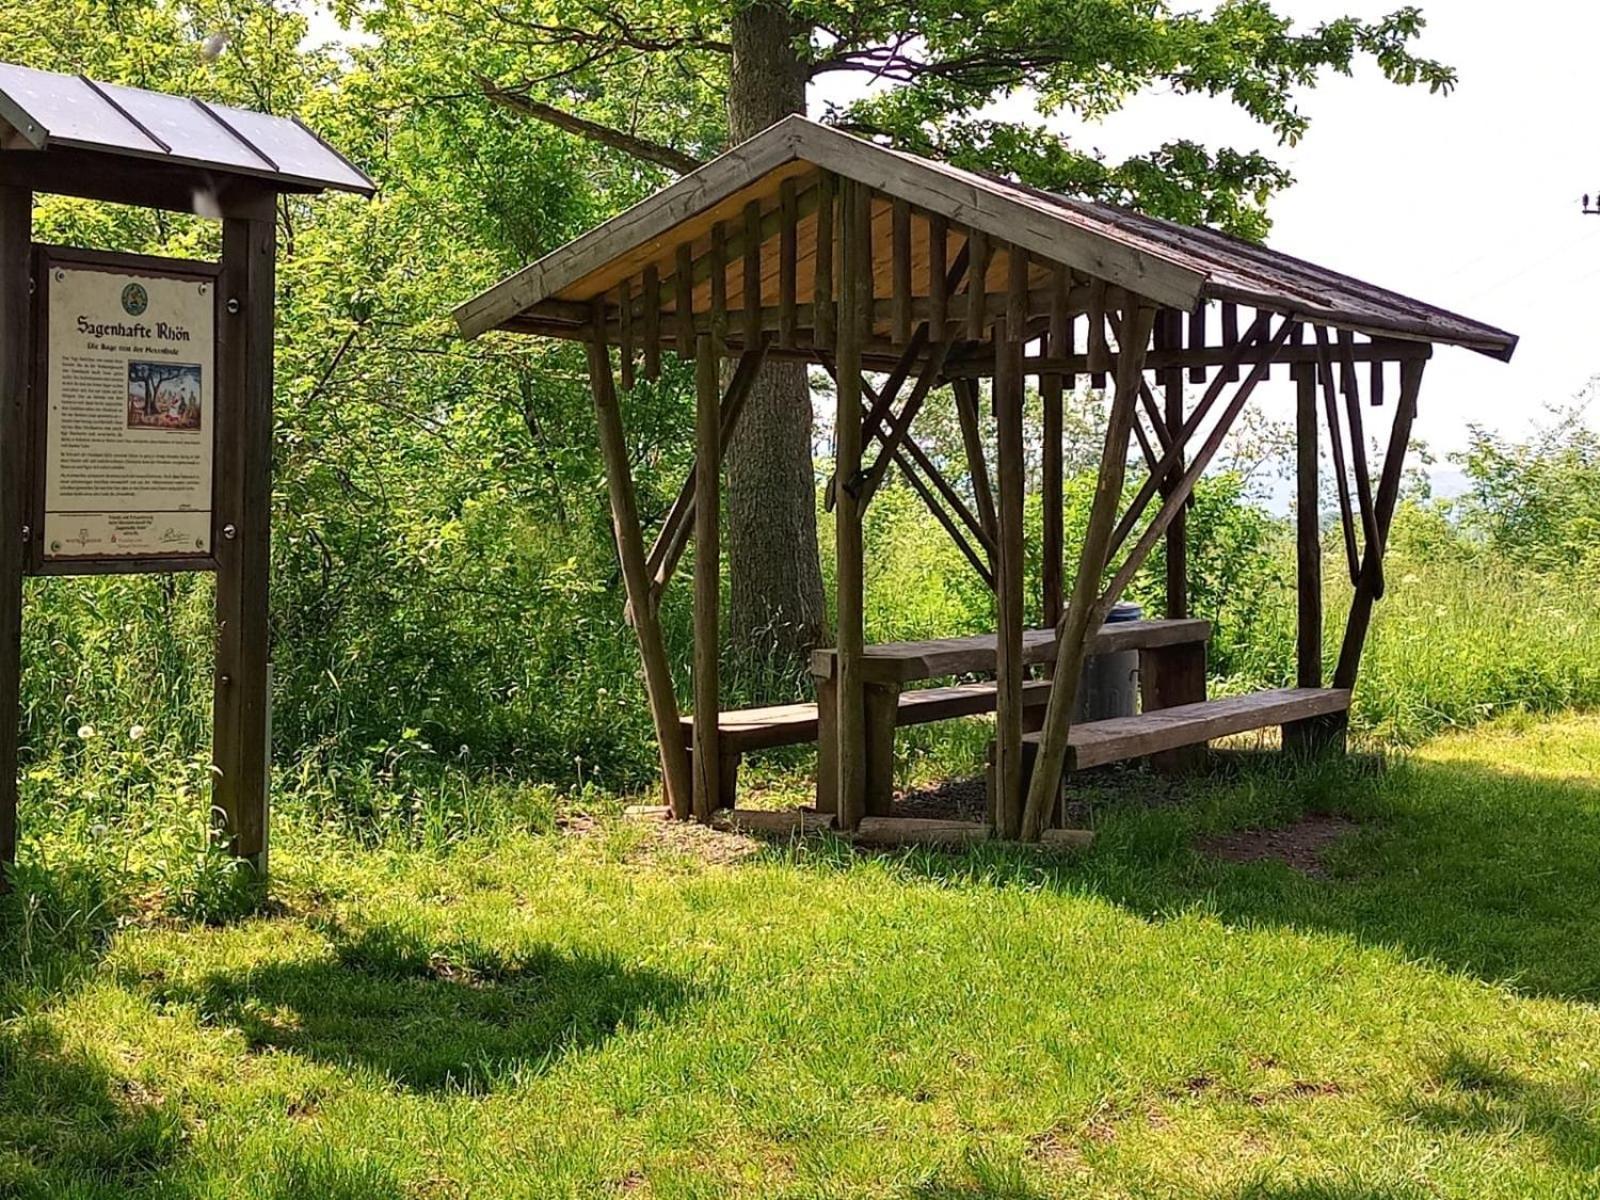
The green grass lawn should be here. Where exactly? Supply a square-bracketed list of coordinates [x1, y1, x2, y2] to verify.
[5, 715, 1600, 1198]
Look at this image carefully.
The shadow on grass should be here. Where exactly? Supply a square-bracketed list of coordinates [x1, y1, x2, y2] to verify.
[0, 1020, 186, 1197]
[772, 746, 1600, 1003]
[150, 921, 696, 1092]
[0, 858, 123, 1009]
[1387, 1046, 1600, 1173]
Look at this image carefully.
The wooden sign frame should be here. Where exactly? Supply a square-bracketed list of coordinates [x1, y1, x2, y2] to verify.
[27, 245, 222, 576]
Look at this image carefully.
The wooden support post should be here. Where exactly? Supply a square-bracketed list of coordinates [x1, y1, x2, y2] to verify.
[214, 211, 276, 875]
[1339, 330, 1384, 598]
[642, 265, 661, 381]
[814, 173, 835, 350]
[1188, 305, 1209, 384]
[1164, 336, 1188, 620]
[674, 243, 695, 358]
[964, 229, 989, 340]
[1333, 359, 1424, 691]
[1293, 362, 1322, 689]
[832, 177, 869, 829]
[709, 221, 729, 350]
[0, 187, 28, 887]
[646, 348, 767, 597]
[993, 318, 1026, 838]
[863, 682, 899, 817]
[778, 178, 798, 348]
[692, 333, 722, 821]
[587, 326, 692, 820]
[928, 214, 949, 333]
[1041, 264, 1068, 629]
[617, 279, 634, 390]
[1021, 303, 1157, 842]
[742, 200, 762, 351]
[1005, 246, 1028, 339]
[1087, 280, 1110, 387]
[891, 197, 912, 345]
[1221, 302, 1241, 382]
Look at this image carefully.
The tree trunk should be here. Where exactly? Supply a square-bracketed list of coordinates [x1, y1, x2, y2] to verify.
[723, 4, 827, 691]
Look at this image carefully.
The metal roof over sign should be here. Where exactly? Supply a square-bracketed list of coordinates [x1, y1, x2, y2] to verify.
[0, 61, 374, 197]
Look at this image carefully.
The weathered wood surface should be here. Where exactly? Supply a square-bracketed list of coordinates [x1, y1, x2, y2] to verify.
[992, 311, 1027, 837]
[0, 187, 27, 884]
[1021, 303, 1157, 842]
[1021, 687, 1352, 771]
[832, 175, 869, 829]
[1316, 325, 1362, 585]
[681, 678, 1056, 755]
[587, 332, 692, 819]
[713, 808, 837, 835]
[811, 618, 1210, 684]
[853, 817, 992, 848]
[645, 347, 766, 599]
[213, 213, 276, 873]
[1294, 362, 1322, 689]
[943, 336, 1433, 380]
[1334, 358, 1424, 690]
[1140, 641, 1208, 774]
[691, 332, 721, 820]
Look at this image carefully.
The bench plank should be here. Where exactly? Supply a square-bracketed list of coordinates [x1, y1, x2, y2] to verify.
[682, 679, 1055, 755]
[1021, 687, 1351, 771]
[810, 618, 1210, 684]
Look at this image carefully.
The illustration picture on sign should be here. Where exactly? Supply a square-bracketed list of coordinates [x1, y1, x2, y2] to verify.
[127, 361, 203, 431]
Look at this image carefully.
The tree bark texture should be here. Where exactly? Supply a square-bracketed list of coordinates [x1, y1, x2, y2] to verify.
[723, 3, 827, 686]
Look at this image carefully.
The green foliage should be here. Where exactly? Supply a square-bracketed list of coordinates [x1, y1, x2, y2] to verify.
[1452, 413, 1600, 570]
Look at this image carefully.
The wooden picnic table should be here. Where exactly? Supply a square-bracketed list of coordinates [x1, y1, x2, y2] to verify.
[809, 618, 1210, 684]
[811, 617, 1211, 815]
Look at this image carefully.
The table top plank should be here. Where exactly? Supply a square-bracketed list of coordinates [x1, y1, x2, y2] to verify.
[810, 617, 1210, 684]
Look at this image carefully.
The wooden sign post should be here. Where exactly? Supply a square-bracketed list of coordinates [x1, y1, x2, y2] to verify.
[0, 62, 372, 889]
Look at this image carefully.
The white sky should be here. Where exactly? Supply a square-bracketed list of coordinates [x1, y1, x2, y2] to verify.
[807, 1, 1600, 464]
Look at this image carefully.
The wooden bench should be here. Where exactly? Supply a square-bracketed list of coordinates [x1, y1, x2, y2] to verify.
[680, 678, 1056, 808]
[1035, 687, 1352, 770]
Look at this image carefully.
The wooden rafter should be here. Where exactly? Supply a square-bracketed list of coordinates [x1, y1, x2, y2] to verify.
[644, 347, 768, 601]
[1100, 317, 1297, 608]
[952, 377, 999, 550]
[1315, 325, 1362, 585]
[1334, 359, 1425, 689]
[1106, 312, 1273, 560]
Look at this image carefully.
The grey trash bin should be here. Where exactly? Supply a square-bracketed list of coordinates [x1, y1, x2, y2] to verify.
[1073, 601, 1141, 722]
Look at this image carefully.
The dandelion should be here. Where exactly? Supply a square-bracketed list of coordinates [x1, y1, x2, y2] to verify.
[77, 724, 97, 739]
[129, 724, 146, 742]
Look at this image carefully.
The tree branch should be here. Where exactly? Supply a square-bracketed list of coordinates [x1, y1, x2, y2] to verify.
[481, 82, 705, 174]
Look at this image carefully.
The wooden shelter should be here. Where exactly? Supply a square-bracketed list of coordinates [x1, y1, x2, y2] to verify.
[457, 116, 1516, 843]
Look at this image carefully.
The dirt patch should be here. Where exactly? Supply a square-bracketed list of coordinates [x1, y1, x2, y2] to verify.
[608, 809, 765, 867]
[1197, 814, 1357, 878]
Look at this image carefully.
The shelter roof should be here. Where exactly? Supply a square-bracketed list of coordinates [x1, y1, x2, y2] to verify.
[456, 116, 1514, 361]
